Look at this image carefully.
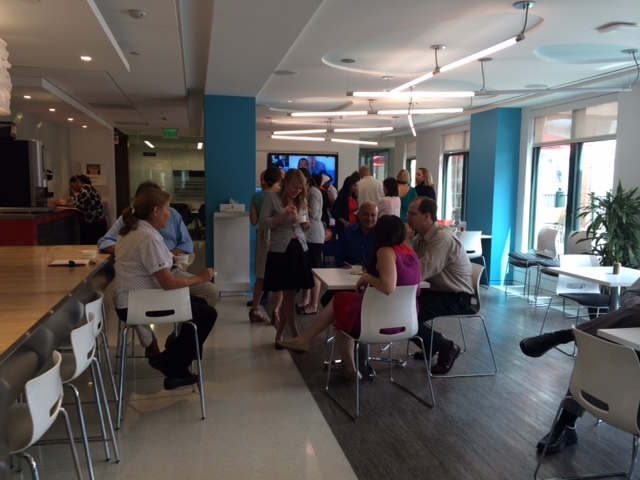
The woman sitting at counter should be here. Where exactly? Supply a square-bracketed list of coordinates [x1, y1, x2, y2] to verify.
[112, 187, 217, 389]
[68, 174, 108, 244]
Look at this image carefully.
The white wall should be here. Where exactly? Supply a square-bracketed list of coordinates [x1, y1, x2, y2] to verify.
[613, 87, 640, 190]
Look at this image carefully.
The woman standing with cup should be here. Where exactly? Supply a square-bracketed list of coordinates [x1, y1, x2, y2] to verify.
[259, 169, 315, 347]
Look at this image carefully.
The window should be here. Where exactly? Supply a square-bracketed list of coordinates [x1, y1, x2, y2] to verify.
[359, 149, 389, 180]
[530, 102, 617, 251]
[442, 152, 468, 222]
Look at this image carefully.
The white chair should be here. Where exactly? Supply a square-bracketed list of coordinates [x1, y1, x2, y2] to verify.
[116, 287, 205, 428]
[539, 254, 609, 355]
[7, 351, 84, 480]
[505, 227, 559, 302]
[535, 328, 640, 479]
[457, 230, 489, 287]
[429, 264, 498, 378]
[325, 285, 434, 419]
[57, 317, 120, 480]
[84, 293, 118, 402]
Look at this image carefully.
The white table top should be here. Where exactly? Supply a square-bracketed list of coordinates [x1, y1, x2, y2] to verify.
[312, 267, 429, 291]
[546, 266, 640, 288]
[597, 327, 640, 351]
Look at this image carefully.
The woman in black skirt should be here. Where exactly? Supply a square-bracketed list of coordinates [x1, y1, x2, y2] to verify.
[259, 169, 315, 347]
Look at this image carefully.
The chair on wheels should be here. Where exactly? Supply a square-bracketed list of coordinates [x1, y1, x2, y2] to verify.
[535, 328, 640, 479]
[429, 264, 498, 378]
[116, 287, 205, 429]
[457, 230, 489, 287]
[538, 254, 609, 356]
[325, 285, 434, 419]
[7, 351, 84, 480]
[505, 227, 559, 303]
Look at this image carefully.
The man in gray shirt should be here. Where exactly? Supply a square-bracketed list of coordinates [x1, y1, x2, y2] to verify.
[520, 277, 640, 454]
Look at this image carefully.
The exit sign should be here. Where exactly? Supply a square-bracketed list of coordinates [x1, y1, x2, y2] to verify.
[163, 128, 178, 139]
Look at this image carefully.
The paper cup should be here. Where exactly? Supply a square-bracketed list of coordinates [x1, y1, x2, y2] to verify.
[82, 249, 97, 260]
[174, 254, 190, 265]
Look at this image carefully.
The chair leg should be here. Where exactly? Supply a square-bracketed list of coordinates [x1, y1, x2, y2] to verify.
[91, 359, 120, 462]
[99, 330, 118, 402]
[66, 383, 95, 480]
[59, 406, 84, 480]
[116, 327, 130, 429]
[184, 321, 206, 420]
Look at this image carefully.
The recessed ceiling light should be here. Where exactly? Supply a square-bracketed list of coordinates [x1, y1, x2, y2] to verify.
[197, 142, 203, 150]
[49, 108, 55, 112]
[67, 118, 74, 122]
[128, 9, 146, 20]
[80, 56, 92, 62]
[23, 95, 31, 99]
[82, 125, 87, 129]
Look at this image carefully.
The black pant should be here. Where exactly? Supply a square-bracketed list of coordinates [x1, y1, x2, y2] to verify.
[412, 290, 473, 356]
[117, 295, 217, 369]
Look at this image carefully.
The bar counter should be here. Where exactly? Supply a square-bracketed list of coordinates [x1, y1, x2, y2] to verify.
[0, 245, 114, 479]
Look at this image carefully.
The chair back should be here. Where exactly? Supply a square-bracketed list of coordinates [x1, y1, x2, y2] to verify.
[126, 287, 192, 325]
[84, 292, 105, 339]
[15, 351, 64, 450]
[359, 285, 419, 344]
[535, 227, 559, 259]
[556, 254, 602, 295]
[566, 230, 593, 254]
[62, 317, 97, 383]
[457, 231, 483, 260]
[469, 263, 484, 314]
[571, 329, 640, 435]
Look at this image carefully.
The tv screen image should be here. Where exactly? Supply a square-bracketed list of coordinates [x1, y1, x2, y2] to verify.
[267, 152, 338, 187]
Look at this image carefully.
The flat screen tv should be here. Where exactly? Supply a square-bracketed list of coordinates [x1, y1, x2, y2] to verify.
[267, 152, 338, 186]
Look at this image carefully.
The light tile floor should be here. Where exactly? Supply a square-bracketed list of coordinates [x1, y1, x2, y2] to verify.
[17, 283, 356, 480]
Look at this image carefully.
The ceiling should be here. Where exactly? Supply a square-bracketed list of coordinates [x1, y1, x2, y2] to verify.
[1, 0, 639, 146]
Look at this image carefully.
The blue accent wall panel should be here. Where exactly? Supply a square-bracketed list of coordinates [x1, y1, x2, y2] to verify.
[468, 108, 521, 285]
[203, 95, 256, 268]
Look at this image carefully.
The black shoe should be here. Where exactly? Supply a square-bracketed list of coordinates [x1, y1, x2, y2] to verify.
[148, 353, 172, 377]
[537, 424, 578, 453]
[164, 375, 199, 390]
[520, 332, 559, 357]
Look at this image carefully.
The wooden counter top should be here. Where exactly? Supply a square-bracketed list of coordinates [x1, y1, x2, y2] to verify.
[0, 245, 112, 359]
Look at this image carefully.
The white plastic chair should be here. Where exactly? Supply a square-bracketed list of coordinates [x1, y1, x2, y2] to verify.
[457, 230, 489, 287]
[535, 328, 640, 479]
[7, 351, 84, 480]
[505, 227, 558, 302]
[84, 293, 118, 402]
[57, 317, 120, 480]
[116, 287, 205, 428]
[539, 254, 609, 355]
[325, 285, 434, 419]
[429, 264, 498, 378]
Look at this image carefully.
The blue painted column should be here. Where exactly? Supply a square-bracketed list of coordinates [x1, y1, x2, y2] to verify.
[203, 95, 256, 270]
[467, 108, 521, 285]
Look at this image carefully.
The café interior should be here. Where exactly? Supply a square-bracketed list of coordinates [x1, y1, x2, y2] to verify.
[2, 0, 640, 479]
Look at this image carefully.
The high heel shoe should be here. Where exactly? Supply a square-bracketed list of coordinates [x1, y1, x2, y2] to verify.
[249, 309, 267, 323]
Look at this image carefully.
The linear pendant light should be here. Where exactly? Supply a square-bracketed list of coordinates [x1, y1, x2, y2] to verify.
[377, 108, 463, 115]
[289, 110, 368, 117]
[330, 138, 378, 145]
[270, 135, 325, 142]
[350, 91, 474, 99]
[272, 128, 327, 135]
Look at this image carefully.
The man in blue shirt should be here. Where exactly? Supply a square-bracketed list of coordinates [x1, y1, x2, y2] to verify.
[335, 201, 377, 268]
[98, 182, 219, 356]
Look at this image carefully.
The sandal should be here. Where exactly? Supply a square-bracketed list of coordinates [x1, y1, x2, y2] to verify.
[249, 309, 267, 323]
[295, 304, 309, 314]
[298, 306, 319, 315]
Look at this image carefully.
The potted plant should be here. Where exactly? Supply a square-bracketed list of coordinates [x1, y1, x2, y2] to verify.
[576, 180, 640, 268]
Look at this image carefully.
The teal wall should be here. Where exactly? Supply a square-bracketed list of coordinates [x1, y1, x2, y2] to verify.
[468, 108, 521, 284]
[204, 95, 256, 268]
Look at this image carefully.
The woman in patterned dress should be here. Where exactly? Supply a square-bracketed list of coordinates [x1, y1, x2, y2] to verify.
[68, 174, 108, 244]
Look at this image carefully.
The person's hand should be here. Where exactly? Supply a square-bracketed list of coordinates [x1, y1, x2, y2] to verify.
[198, 268, 215, 283]
[355, 275, 368, 293]
[285, 203, 298, 219]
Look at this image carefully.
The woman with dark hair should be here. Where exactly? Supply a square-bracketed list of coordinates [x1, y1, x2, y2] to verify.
[68, 174, 108, 244]
[295, 168, 324, 315]
[248, 167, 283, 323]
[113, 187, 217, 389]
[278, 215, 421, 379]
[330, 176, 358, 237]
[259, 169, 315, 347]
[377, 177, 401, 218]
[415, 167, 436, 200]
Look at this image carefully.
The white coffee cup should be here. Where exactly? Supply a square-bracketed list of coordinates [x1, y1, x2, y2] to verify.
[295, 213, 307, 225]
[81, 249, 97, 260]
[174, 254, 190, 265]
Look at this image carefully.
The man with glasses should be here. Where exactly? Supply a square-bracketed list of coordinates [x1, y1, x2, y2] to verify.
[406, 196, 474, 374]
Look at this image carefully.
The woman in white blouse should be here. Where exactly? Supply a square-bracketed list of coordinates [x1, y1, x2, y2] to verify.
[377, 177, 401, 218]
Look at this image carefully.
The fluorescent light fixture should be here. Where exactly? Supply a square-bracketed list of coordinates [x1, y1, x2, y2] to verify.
[351, 91, 474, 99]
[197, 142, 203, 150]
[272, 128, 327, 135]
[144, 140, 155, 148]
[80, 56, 92, 62]
[407, 115, 416, 137]
[377, 108, 463, 115]
[392, 34, 524, 92]
[289, 110, 368, 117]
[333, 126, 393, 133]
[330, 138, 378, 145]
[270, 135, 325, 142]
[475, 87, 631, 95]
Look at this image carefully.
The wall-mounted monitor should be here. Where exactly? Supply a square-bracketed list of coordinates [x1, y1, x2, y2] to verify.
[267, 152, 338, 186]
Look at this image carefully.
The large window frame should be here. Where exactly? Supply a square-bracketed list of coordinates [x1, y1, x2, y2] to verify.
[442, 151, 469, 222]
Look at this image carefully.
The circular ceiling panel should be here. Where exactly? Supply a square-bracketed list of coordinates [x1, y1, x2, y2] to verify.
[534, 44, 637, 64]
